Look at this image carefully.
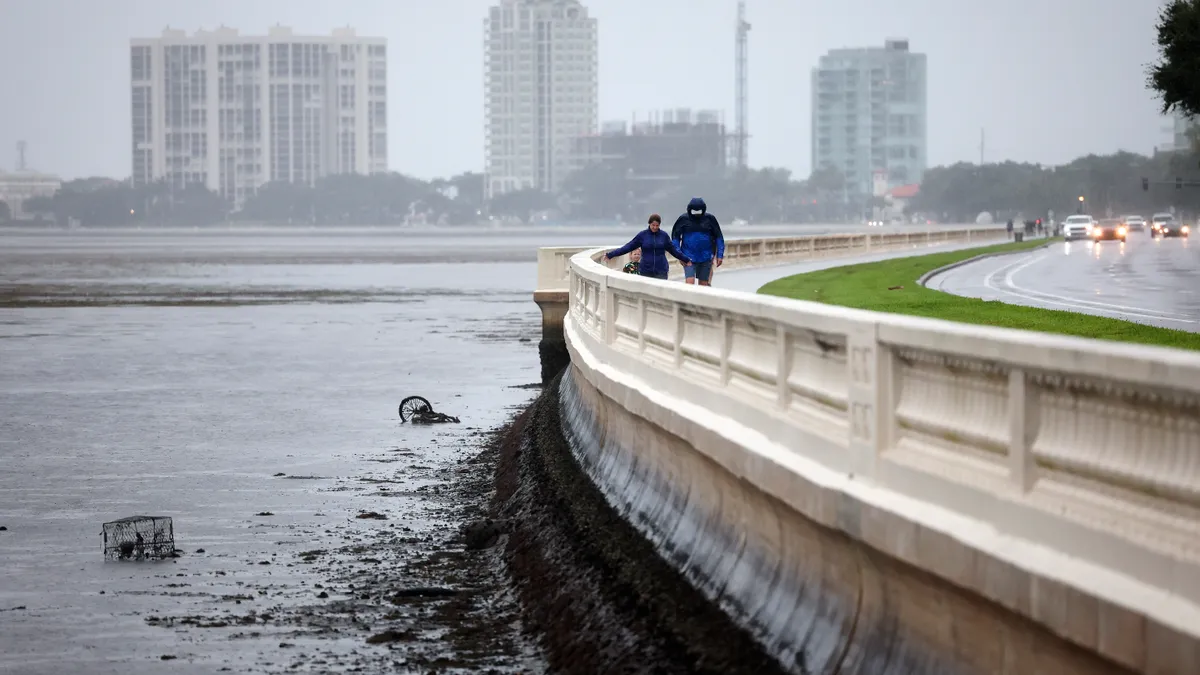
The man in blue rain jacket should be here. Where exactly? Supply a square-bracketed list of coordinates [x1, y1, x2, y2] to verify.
[670, 197, 725, 286]
[605, 213, 691, 280]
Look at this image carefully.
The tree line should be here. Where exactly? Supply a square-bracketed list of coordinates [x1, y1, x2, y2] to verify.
[18, 148, 1200, 228]
[910, 149, 1200, 223]
[15, 172, 486, 228]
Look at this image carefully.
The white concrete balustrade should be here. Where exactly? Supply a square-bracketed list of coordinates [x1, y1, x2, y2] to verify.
[557, 236, 1200, 671]
[534, 226, 1007, 293]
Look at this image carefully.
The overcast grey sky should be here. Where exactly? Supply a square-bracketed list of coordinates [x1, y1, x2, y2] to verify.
[0, 0, 1170, 180]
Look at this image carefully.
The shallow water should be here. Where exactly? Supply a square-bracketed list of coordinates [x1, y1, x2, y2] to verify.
[0, 233, 546, 674]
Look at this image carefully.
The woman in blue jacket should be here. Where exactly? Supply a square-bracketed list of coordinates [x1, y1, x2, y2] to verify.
[605, 214, 692, 279]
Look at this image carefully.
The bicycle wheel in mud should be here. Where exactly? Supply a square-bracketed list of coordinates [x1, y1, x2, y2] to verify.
[398, 396, 433, 422]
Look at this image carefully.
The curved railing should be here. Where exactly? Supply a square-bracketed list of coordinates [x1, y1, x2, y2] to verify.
[535, 226, 1007, 292]
[559, 234, 1200, 672]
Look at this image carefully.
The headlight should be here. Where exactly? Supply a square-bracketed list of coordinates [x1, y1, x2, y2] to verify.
[1118, 226, 1127, 235]
[1184, 225, 1191, 233]
[1092, 228, 1102, 237]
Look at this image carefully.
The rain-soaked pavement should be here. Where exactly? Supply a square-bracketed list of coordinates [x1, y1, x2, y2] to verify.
[924, 232, 1200, 331]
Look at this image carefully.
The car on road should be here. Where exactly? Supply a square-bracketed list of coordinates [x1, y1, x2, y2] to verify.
[1062, 214, 1097, 241]
[1151, 212, 1190, 238]
[1092, 218, 1128, 242]
[1151, 213, 1173, 234]
[1122, 215, 1146, 231]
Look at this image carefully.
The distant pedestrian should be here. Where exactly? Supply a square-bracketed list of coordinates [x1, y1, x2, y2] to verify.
[671, 197, 725, 287]
[622, 249, 642, 275]
[605, 214, 691, 280]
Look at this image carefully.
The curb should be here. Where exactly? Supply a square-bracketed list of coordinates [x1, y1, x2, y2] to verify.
[916, 240, 1056, 288]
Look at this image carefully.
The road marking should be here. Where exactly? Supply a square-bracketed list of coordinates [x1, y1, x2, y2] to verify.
[982, 255, 1197, 324]
[1002, 255, 1194, 318]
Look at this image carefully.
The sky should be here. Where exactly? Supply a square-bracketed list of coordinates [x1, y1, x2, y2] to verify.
[0, 0, 1173, 181]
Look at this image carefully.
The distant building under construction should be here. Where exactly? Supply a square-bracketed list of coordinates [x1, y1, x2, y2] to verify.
[573, 108, 727, 184]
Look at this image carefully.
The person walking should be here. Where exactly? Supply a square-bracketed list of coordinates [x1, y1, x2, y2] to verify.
[605, 214, 691, 280]
[670, 197, 725, 286]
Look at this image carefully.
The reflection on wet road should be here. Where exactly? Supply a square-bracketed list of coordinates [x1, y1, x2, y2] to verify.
[926, 233, 1200, 330]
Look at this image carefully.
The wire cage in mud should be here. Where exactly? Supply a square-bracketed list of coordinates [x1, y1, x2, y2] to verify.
[101, 516, 175, 561]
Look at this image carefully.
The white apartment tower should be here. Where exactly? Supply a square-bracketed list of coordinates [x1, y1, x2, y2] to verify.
[130, 26, 387, 208]
[811, 39, 927, 199]
[484, 0, 598, 198]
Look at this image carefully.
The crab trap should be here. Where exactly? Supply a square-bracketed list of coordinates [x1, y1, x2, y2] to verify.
[101, 515, 176, 560]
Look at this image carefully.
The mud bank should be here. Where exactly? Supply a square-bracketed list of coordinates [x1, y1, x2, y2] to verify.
[491, 373, 788, 675]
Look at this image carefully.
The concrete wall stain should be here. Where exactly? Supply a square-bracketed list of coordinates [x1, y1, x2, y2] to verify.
[549, 365, 1132, 675]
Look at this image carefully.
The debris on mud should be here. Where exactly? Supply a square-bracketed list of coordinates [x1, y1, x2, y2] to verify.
[366, 629, 417, 644]
[462, 518, 507, 550]
[389, 587, 459, 601]
[411, 410, 460, 424]
[131, 413, 544, 672]
[398, 395, 460, 424]
[254, 512, 275, 516]
[101, 515, 177, 561]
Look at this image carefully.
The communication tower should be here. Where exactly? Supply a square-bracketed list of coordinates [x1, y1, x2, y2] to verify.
[733, 0, 750, 170]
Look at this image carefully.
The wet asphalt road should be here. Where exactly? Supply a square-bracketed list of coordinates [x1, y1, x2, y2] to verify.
[926, 231, 1200, 331]
[717, 237, 1006, 293]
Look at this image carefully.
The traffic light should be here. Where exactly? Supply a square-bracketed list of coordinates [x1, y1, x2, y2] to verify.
[1177, 176, 1184, 190]
[1143, 177, 1150, 191]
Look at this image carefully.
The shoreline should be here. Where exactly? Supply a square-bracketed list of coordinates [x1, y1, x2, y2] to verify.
[489, 372, 786, 674]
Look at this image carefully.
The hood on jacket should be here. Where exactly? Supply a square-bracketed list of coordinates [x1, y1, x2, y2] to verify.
[687, 197, 707, 217]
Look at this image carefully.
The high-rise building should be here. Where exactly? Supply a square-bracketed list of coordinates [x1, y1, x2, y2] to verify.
[571, 109, 727, 214]
[130, 26, 387, 208]
[484, 0, 598, 199]
[811, 39, 927, 200]
[574, 109, 727, 181]
[1169, 111, 1196, 152]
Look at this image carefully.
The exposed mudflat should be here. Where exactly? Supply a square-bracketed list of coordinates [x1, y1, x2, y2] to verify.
[0, 233, 548, 674]
[127, 411, 545, 674]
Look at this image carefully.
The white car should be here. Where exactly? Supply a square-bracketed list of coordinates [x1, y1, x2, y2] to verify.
[1062, 215, 1096, 241]
[1122, 215, 1146, 231]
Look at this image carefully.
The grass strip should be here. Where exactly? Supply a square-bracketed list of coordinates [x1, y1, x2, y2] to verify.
[758, 239, 1200, 351]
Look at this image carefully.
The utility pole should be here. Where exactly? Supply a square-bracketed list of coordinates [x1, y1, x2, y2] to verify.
[733, 0, 750, 170]
[16, 140, 27, 172]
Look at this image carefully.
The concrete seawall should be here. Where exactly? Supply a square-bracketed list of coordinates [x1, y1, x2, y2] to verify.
[494, 372, 787, 674]
[534, 233, 1200, 672]
[557, 362, 1133, 673]
[533, 290, 570, 384]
